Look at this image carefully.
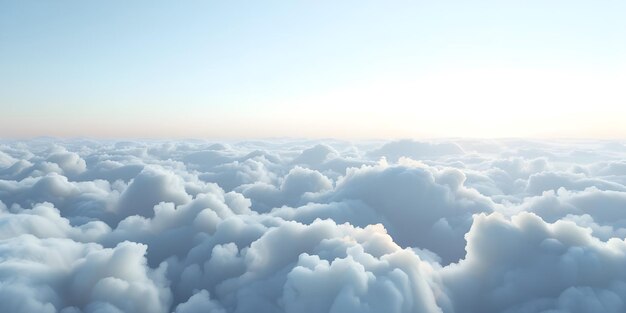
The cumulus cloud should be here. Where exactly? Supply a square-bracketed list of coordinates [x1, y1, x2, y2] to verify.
[238, 166, 333, 212]
[1, 138, 626, 312]
[116, 166, 192, 220]
[441, 212, 626, 313]
[0, 236, 170, 313]
[312, 161, 493, 263]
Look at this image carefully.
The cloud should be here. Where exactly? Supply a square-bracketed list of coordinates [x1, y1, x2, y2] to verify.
[0, 150, 17, 168]
[0, 236, 170, 313]
[174, 290, 226, 313]
[239, 166, 333, 212]
[44, 150, 87, 178]
[116, 167, 192, 220]
[1, 139, 626, 312]
[0, 202, 110, 242]
[525, 171, 626, 195]
[309, 162, 494, 263]
[367, 140, 464, 162]
[169, 218, 443, 313]
[441, 212, 626, 313]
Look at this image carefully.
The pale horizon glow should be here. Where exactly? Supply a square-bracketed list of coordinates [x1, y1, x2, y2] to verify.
[1, 0, 625, 139]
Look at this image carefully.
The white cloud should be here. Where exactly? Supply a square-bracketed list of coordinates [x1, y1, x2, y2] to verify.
[0, 139, 625, 312]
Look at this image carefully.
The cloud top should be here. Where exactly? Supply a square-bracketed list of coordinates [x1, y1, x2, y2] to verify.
[1, 138, 626, 312]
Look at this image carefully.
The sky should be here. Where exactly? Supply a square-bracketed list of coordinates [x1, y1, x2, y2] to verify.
[1, 0, 625, 139]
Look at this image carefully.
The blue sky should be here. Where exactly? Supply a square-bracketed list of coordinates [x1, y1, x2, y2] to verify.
[1, 0, 625, 138]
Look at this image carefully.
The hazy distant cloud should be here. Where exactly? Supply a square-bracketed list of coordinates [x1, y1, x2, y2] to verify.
[525, 171, 626, 195]
[1, 139, 626, 312]
[0, 150, 17, 168]
[367, 140, 464, 162]
[292, 144, 339, 167]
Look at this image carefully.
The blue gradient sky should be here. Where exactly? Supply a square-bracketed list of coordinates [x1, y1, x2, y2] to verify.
[1, 0, 625, 139]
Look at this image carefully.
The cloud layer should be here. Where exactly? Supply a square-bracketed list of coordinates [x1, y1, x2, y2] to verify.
[1, 138, 626, 312]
